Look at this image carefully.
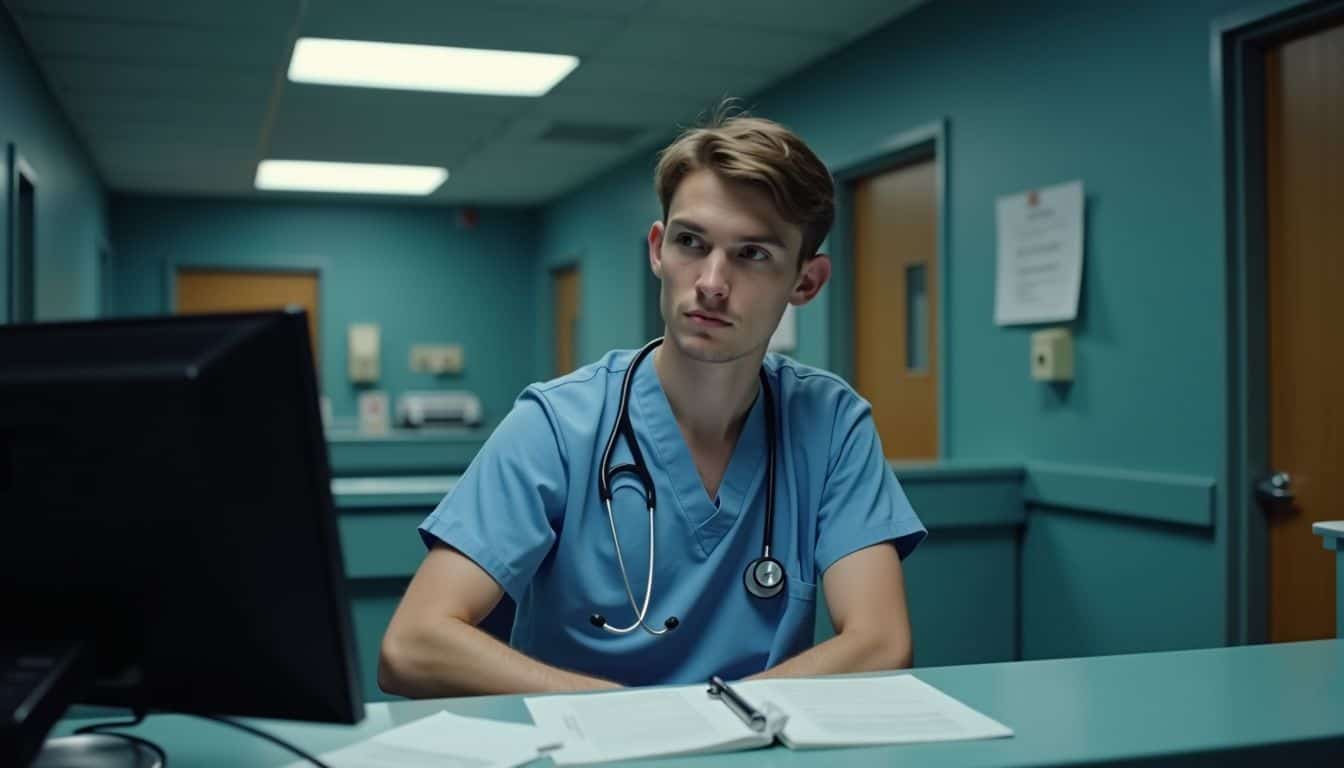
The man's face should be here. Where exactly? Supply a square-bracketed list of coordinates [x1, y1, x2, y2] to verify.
[649, 169, 828, 364]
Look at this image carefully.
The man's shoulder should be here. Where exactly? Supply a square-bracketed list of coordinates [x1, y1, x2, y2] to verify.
[765, 354, 875, 438]
[765, 354, 862, 402]
[516, 349, 637, 426]
[529, 348, 634, 397]
[489, 349, 636, 459]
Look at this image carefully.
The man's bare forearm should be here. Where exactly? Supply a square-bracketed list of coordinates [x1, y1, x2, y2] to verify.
[744, 629, 911, 681]
[380, 616, 621, 697]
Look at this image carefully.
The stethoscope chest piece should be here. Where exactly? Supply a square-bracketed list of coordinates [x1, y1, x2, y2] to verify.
[744, 556, 786, 599]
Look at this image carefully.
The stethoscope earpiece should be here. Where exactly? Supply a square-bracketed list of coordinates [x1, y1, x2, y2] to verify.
[589, 613, 679, 630]
[744, 556, 786, 599]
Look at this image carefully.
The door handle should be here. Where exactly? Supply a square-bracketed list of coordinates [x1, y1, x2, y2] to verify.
[1255, 471, 1295, 508]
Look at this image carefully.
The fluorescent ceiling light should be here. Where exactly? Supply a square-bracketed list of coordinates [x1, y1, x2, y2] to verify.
[288, 37, 579, 96]
[255, 160, 448, 195]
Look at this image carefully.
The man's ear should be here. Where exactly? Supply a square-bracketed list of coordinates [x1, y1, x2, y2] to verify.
[648, 221, 666, 279]
[789, 253, 832, 306]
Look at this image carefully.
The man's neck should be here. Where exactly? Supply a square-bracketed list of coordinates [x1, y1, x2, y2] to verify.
[653, 338, 764, 447]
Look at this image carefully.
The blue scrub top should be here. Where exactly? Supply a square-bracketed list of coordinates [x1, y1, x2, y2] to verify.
[418, 348, 926, 686]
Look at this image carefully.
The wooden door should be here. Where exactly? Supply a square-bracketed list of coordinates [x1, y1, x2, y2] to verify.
[176, 269, 320, 364]
[853, 158, 939, 460]
[1265, 20, 1343, 642]
[553, 266, 580, 376]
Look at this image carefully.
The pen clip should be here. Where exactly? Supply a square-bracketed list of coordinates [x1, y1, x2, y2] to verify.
[707, 676, 770, 733]
[706, 676, 725, 697]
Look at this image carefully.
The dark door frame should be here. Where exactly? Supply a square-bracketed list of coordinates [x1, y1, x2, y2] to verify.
[1215, 0, 1344, 645]
[6, 144, 38, 323]
[827, 120, 950, 458]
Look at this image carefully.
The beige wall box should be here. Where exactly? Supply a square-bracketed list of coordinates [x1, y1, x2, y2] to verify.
[348, 323, 381, 383]
[410, 343, 464, 374]
[1030, 327, 1074, 381]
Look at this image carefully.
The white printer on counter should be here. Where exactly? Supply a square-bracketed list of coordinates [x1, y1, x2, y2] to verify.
[396, 391, 483, 429]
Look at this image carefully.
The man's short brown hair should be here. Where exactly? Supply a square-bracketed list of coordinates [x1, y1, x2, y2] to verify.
[654, 104, 834, 266]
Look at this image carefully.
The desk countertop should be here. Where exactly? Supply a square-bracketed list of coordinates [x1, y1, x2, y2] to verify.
[55, 639, 1344, 767]
[1315, 521, 1344, 544]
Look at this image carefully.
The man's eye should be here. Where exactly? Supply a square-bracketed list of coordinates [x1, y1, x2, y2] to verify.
[676, 233, 703, 249]
[741, 247, 770, 262]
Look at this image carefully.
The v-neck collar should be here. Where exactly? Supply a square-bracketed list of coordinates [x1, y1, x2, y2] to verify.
[628, 351, 768, 557]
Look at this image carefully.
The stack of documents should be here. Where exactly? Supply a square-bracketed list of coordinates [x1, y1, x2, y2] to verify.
[524, 674, 1013, 765]
[289, 710, 561, 768]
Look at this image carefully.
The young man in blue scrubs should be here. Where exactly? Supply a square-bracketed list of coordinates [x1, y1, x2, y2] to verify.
[380, 109, 926, 696]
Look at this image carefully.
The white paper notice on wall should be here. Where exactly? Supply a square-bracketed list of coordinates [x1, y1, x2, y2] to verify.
[994, 180, 1084, 326]
[357, 391, 390, 436]
[769, 303, 797, 352]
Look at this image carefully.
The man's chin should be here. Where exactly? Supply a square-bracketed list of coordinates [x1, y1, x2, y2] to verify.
[666, 330, 754, 364]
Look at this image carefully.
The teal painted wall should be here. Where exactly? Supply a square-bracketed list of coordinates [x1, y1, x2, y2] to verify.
[0, 8, 108, 321]
[534, 163, 660, 376]
[537, 0, 1253, 658]
[109, 198, 540, 428]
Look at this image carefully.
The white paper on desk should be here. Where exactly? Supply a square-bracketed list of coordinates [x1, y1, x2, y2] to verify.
[525, 685, 775, 765]
[287, 710, 561, 768]
[736, 674, 1013, 747]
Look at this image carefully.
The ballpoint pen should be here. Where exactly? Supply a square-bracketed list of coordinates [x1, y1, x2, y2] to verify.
[707, 675, 768, 732]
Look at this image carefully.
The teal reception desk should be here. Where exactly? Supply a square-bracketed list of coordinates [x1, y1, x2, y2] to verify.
[53, 640, 1344, 766]
[1315, 521, 1344, 638]
[47, 436, 1344, 765]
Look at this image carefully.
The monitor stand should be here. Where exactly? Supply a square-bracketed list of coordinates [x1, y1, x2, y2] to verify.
[31, 734, 162, 768]
[3, 642, 156, 768]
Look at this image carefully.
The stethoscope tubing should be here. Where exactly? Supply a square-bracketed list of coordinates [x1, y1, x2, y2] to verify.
[593, 338, 784, 637]
[598, 497, 666, 635]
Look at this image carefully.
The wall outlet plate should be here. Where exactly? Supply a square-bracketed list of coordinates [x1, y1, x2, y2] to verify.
[1030, 327, 1074, 381]
[410, 343, 464, 374]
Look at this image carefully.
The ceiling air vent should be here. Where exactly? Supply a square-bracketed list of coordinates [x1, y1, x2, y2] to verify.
[540, 122, 643, 145]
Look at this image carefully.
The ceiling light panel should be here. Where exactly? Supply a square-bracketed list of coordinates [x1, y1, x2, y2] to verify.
[255, 159, 448, 195]
[288, 37, 579, 96]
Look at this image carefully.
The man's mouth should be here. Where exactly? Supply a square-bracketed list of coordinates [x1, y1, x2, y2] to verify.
[685, 311, 731, 328]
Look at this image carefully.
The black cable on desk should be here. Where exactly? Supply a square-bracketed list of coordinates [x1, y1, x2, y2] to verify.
[72, 708, 147, 734]
[193, 713, 332, 768]
[73, 710, 169, 766]
[70, 709, 332, 768]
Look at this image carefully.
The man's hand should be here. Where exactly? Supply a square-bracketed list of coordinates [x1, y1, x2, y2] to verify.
[747, 543, 912, 680]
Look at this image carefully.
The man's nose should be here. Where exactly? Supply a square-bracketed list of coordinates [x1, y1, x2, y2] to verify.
[696, 250, 730, 301]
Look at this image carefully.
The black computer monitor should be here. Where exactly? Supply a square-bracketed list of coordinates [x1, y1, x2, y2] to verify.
[0, 310, 362, 765]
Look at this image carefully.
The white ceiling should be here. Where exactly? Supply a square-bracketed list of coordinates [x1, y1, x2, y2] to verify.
[4, 0, 927, 205]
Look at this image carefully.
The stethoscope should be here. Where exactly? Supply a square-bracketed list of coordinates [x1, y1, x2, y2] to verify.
[588, 337, 786, 637]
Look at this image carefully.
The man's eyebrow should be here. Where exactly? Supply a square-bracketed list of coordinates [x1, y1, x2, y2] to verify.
[667, 218, 787, 250]
[666, 218, 705, 233]
[738, 232, 788, 250]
